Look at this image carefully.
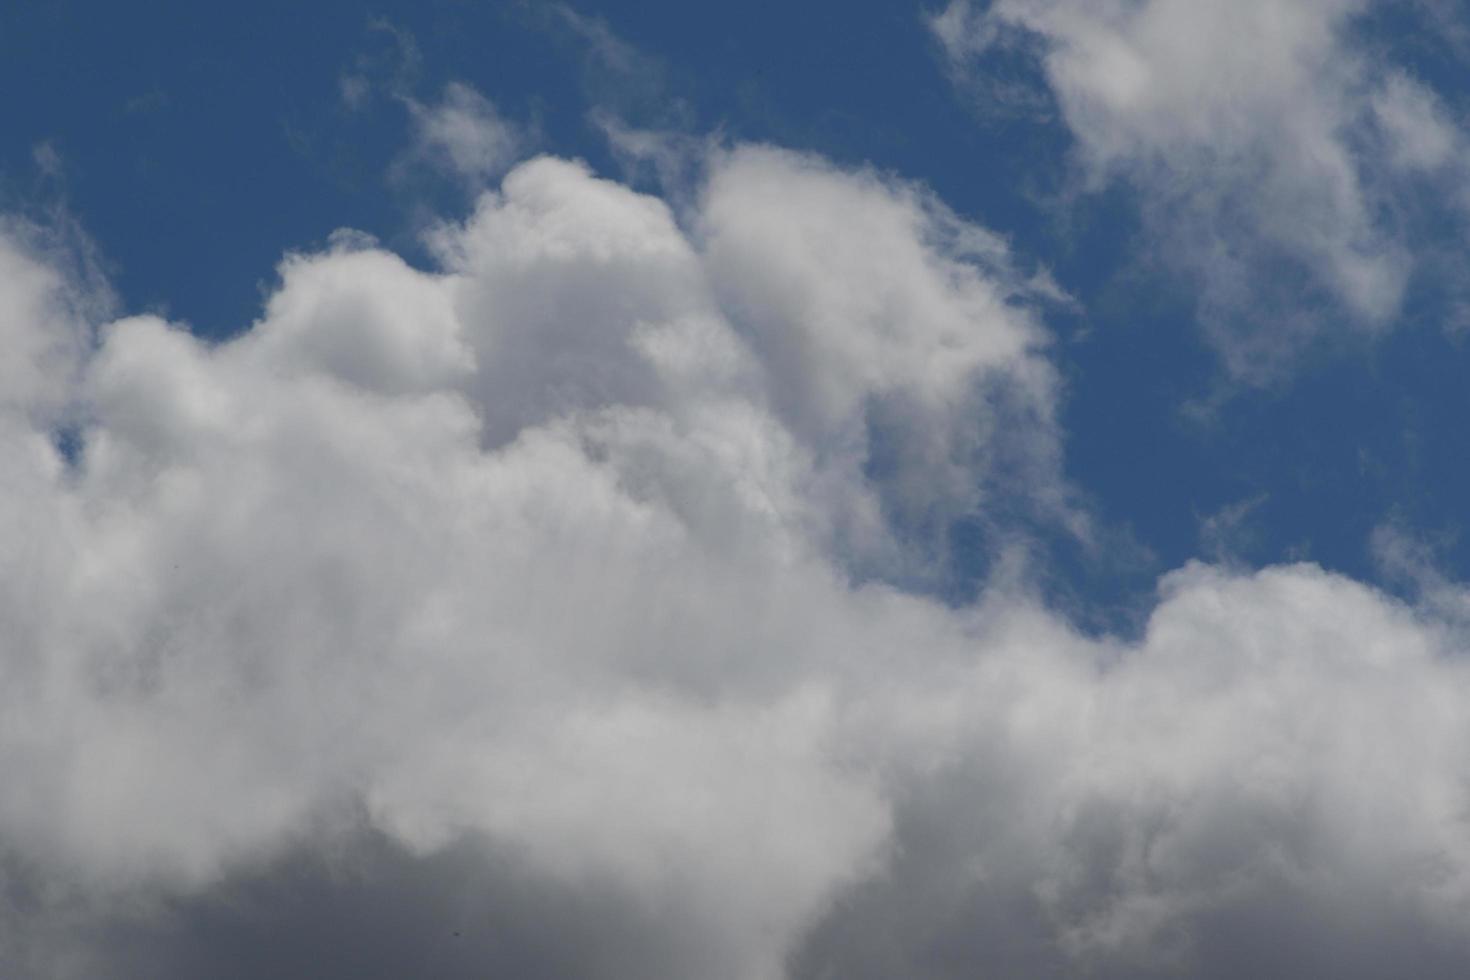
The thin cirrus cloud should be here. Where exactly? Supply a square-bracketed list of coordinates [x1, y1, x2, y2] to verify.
[5, 130, 1470, 980]
[931, 0, 1469, 378]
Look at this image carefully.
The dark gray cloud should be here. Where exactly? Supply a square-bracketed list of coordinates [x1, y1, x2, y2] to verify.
[3, 829, 711, 980]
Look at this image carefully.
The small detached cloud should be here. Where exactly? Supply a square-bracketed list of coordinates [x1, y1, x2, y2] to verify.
[397, 82, 527, 187]
[930, 0, 1470, 380]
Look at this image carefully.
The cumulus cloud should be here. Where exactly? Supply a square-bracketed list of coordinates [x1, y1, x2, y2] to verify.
[5, 144, 1470, 978]
[931, 0, 1469, 378]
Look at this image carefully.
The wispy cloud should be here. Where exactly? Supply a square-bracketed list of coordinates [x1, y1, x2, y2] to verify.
[931, 0, 1470, 380]
[398, 81, 526, 186]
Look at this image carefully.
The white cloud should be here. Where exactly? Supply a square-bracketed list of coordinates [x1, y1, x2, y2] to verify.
[6, 146, 1470, 977]
[1371, 72, 1462, 172]
[0, 232, 89, 423]
[697, 147, 1071, 563]
[400, 81, 524, 186]
[931, 0, 1468, 378]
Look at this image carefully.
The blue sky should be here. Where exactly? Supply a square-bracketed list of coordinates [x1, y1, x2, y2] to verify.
[7, 2, 1470, 977]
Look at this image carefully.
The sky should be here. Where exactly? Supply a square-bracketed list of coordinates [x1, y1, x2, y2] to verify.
[3, 1, 1470, 977]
